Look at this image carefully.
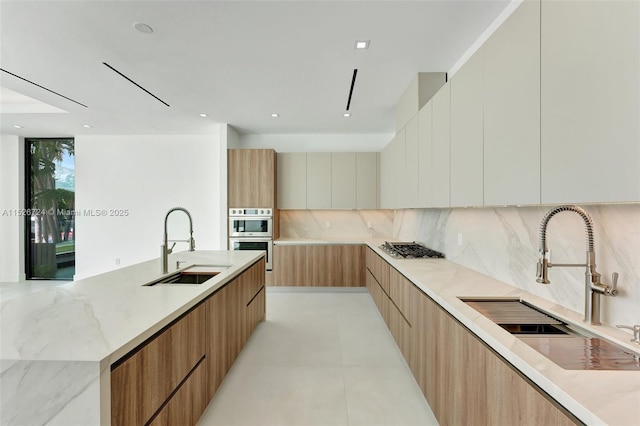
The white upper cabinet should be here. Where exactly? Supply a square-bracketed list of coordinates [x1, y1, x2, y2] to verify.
[278, 151, 378, 210]
[380, 141, 395, 209]
[356, 152, 379, 209]
[306, 153, 332, 209]
[541, 0, 640, 203]
[404, 114, 420, 208]
[418, 101, 433, 208]
[331, 153, 356, 209]
[393, 128, 407, 209]
[431, 83, 451, 208]
[484, 0, 541, 206]
[277, 153, 307, 209]
[450, 48, 484, 207]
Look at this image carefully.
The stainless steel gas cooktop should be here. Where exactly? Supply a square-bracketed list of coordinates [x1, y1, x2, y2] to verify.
[380, 241, 445, 259]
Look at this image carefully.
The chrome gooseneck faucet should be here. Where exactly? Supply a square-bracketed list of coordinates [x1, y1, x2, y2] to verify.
[161, 207, 195, 274]
[536, 205, 618, 325]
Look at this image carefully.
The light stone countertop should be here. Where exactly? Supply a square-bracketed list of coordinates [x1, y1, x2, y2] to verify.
[0, 250, 264, 425]
[274, 237, 388, 245]
[366, 243, 640, 426]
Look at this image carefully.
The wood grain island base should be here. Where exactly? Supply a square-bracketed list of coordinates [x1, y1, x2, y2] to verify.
[111, 258, 265, 426]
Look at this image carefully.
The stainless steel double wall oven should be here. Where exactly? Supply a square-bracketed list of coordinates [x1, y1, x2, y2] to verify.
[229, 208, 273, 270]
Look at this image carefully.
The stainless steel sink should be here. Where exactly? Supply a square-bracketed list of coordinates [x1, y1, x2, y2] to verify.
[461, 298, 640, 370]
[462, 298, 571, 336]
[144, 265, 230, 286]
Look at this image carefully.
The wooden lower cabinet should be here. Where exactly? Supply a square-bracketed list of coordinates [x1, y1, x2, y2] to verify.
[422, 293, 578, 425]
[206, 258, 265, 401]
[148, 358, 207, 426]
[365, 247, 390, 294]
[365, 247, 579, 425]
[112, 258, 266, 426]
[111, 303, 206, 426]
[273, 244, 364, 286]
[366, 269, 390, 327]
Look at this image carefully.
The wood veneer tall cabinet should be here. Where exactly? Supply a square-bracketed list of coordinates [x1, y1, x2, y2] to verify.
[541, 0, 640, 203]
[228, 149, 277, 208]
[450, 47, 484, 207]
[483, 0, 540, 206]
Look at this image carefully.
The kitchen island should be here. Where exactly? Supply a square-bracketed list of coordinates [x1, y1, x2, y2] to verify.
[0, 250, 265, 425]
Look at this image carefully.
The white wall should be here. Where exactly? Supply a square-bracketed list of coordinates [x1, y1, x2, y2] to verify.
[237, 133, 393, 152]
[0, 135, 25, 282]
[394, 204, 640, 327]
[75, 131, 225, 279]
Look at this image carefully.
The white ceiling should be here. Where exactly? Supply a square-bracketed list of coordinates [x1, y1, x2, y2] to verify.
[0, 0, 510, 137]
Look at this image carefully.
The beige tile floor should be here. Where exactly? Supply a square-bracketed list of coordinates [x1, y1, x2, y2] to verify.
[197, 288, 439, 426]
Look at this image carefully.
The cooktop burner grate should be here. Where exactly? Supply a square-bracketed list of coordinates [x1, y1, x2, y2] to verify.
[380, 241, 445, 259]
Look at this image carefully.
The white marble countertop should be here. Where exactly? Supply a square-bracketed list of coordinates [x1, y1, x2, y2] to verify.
[274, 237, 386, 245]
[366, 244, 640, 426]
[0, 250, 264, 365]
[1, 250, 264, 425]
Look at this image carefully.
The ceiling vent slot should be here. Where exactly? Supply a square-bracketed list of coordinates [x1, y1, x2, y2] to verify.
[0, 68, 88, 107]
[345, 68, 358, 111]
[102, 62, 170, 107]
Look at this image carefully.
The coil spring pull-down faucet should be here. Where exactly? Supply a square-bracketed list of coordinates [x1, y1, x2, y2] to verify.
[536, 205, 618, 325]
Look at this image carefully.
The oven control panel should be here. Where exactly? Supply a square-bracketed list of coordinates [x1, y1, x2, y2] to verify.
[229, 208, 272, 217]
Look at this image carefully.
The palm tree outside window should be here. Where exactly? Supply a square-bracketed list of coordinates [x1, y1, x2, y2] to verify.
[25, 138, 75, 280]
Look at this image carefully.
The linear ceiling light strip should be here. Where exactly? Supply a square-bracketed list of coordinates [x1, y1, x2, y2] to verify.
[346, 68, 358, 111]
[102, 62, 170, 107]
[0, 68, 88, 108]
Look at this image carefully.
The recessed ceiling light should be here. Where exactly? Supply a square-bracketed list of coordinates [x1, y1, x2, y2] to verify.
[199, 113, 208, 118]
[344, 113, 351, 117]
[134, 23, 154, 34]
[82, 124, 92, 128]
[354, 40, 370, 49]
[271, 113, 279, 118]
[13, 125, 23, 129]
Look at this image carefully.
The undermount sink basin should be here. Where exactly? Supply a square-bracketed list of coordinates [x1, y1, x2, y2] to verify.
[462, 298, 572, 335]
[460, 297, 640, 370]
[144, 265, 230, 286]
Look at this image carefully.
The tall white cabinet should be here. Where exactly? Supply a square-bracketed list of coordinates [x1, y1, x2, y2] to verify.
[540, 0, 640, 203]
[431, 83, 451, 208]
[450, 48, 484, 207]
[404, 115, 420, 209]
[418, 102, 433, 208]
[484, 0, 541, 206]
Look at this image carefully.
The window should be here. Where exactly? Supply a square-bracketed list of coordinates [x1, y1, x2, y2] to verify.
[25, 138, 75, 280]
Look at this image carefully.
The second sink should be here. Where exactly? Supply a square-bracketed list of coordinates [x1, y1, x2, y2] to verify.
[461, 297, 640, 370]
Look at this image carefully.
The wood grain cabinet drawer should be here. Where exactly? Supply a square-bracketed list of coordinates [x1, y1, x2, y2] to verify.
[111, 305, 206, 426]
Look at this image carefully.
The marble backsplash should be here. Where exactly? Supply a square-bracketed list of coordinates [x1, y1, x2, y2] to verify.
[394, 204, 640, 326]
[279, 210, 394, 240]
